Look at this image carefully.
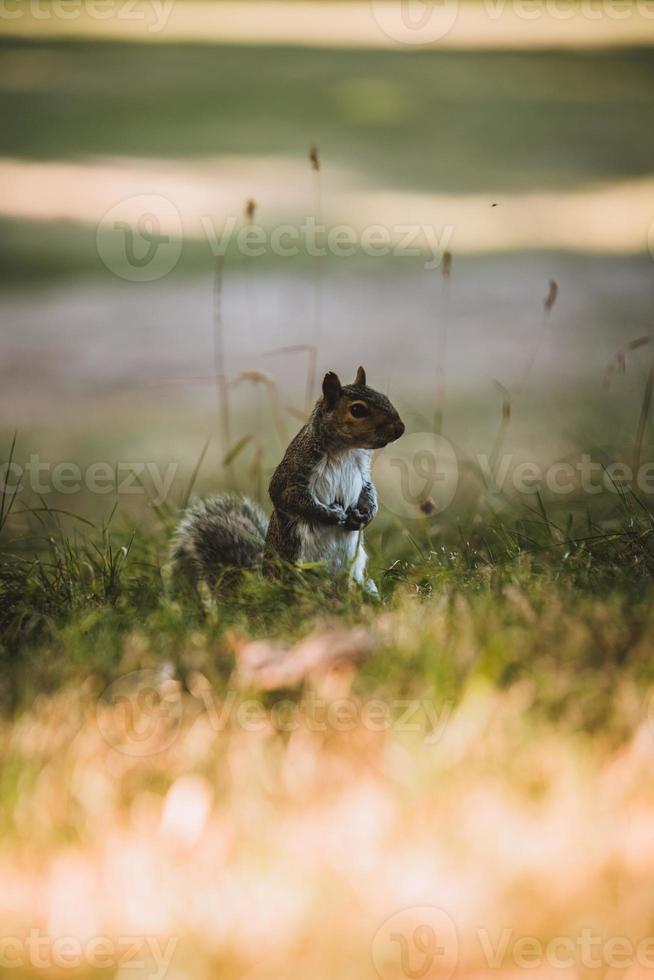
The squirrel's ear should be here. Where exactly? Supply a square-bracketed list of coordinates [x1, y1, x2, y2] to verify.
[354, 366, 366, 386]
[322, 371, 342, 406]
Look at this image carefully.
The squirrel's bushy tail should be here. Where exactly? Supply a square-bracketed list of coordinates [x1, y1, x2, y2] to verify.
[169, 493, 268, 595]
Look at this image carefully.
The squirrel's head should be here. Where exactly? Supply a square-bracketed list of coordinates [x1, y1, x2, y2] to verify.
[318, 367, 405, 450]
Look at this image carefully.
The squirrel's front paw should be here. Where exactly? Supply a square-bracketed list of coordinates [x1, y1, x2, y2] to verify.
[326, 503, 348, 525]
[344, 506, 372, 530]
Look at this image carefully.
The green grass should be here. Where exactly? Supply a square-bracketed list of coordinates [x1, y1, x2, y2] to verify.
[2, 39, 654, 193]
[3, 495, 652, 979]
[2, 400, 654, 974]
[2, 469, 654, 738]
[2, 38, 652, 285]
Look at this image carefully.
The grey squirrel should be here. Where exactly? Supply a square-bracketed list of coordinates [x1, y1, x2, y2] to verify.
[170, 366, 404, 595]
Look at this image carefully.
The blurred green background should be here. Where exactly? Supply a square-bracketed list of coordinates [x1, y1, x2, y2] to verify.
[2, 41, 654, 181]
[1, 38, 654, 280]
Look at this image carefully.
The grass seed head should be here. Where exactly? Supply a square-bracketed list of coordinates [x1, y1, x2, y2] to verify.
[544, 278, 558, 313]
[603, 336, 651, 389]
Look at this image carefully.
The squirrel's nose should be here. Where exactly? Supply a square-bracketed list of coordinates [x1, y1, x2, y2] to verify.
[393, 419, 405, 438]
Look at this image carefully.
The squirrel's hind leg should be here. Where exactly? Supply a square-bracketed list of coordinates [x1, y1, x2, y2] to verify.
[347, 532, 380, 598]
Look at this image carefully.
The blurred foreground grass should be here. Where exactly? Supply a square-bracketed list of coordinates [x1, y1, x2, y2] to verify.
[2, 472, 654, 977]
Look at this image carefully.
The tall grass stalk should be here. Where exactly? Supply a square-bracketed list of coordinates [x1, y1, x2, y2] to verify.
[434, 250, 452, 434]
[603, 336, 653, 476]
[249, 441, 264, 502]
[244, 198, 258, 333]
[0, 432, 19, 536]
[181, 436, 212, 512]
[489, 381, 512, 482]
[233, 370, 288, 448]
[306, 143, 322, 414]
[603, 336, 650, 389]
[213, 255, 232, 482]
[519, 278, 558, 391]
[266, 343, 318, 421]
[633, 355, 654, 476]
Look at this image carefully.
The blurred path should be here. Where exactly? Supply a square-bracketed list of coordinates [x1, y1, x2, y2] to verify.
[2, 257, 652, 424]
[1, 157, 653, 254]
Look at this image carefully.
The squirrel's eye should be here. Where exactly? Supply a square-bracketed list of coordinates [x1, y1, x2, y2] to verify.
[349, 402, 370, 419]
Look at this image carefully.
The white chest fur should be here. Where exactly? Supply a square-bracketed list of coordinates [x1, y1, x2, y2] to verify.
[309, 448, 368, 510]
[297, 448, 371, 582]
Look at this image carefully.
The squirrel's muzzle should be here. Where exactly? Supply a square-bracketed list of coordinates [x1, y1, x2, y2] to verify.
[376, 418, 404, 447]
